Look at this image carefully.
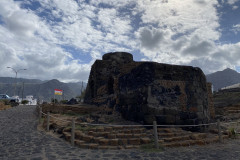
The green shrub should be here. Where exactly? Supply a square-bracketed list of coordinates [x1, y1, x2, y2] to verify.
[0, 99, 10, 105]
[21, 100, 29, 104]
[60, 100, 68, 104]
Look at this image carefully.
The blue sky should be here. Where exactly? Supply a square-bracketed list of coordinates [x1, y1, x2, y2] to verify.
[0, 0, 240, 82]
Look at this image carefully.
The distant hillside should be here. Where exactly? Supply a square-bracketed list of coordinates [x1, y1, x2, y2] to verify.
[0, 77, 44, 84]
[0, 77, 87, 102]
[206, 68, 240, 91]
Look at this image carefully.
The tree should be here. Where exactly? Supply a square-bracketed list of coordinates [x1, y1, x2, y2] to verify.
[51, 98, 58, 103]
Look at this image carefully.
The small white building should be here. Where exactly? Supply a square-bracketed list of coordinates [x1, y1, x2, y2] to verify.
[19, 95, 37, 105]
[221, 83, 240, 90]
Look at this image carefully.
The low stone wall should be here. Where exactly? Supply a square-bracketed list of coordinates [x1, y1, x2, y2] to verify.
[41, 104, 100, 115]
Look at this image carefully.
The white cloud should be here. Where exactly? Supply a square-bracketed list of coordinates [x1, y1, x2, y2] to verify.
[232, 5, 238, 9]
[134, 0, 220, 66]
[0, 0, 239, 82]
[227, 0, 238, 5]
[232, 24, 240, 34]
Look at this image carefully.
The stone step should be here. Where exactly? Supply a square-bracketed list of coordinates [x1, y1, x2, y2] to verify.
[227, 110, 240, 113]
[63, 131, 71, 142]
[84, 131, 149, 139]
[74, 141, 140, 149]
[157, 132, 191, 138]
[157, 128, 184, 133]
[161, 135, 230, 147]
[126, 128, 146, 134]
[74, 131, 152, 146]
[161, 135, 191, 142]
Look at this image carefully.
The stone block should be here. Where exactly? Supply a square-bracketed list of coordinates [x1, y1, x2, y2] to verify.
[79, 143, 89, 149]
[75, 140, 85, 146]
[119, 139, 128, 145]
[116, 133, 125, 138]
[98, 132, 110, 137]
[158, 139, 164, 143]
[125, 145, 135, 149]
[113, 126, 123, 130]
[180, 141, 189, 146]
[140, 138, 151, 144]
[190, 133, 207, 140]
[108, 134, 116, 139]
[98, 139, 109, 145]
[123, 130, 132, 134]
[132, 134, 141, 138]
[104, 127, 113, 132]
[93, 137, 104, 143]
[88, 131, 94, 135]
[82, 135, 93, 143]
[109, 139, 119, 146]
[96, 127, 104, 132]
[75, 131, 84, 140]
[98, 145, 109, 149]
[108, 146, 119, 149]
[128, 138, 140, 145]
[89, 128, 97, 132]
[124, 134, 133, 138]
[88, 143, 99, 149]
[195, 140, 205, 145]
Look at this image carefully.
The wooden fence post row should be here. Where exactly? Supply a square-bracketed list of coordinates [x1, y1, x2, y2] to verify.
[38, 106, 42, 124]
[47, 112, 50, 132]
[153, 121, 159, 149]
[71, 118, 75, 146]
[217, 119, 222, 143]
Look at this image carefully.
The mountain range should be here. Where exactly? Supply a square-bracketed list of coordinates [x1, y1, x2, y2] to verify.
[206, 68, 240, 91]
[0, 77, 87, 102]
[1, 67, 238, 101]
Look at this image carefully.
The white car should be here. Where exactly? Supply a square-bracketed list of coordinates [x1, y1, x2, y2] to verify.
[0, 94, 19, 103]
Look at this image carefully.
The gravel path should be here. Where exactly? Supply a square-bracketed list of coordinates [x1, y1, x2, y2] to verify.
[0, 105, 240, 160]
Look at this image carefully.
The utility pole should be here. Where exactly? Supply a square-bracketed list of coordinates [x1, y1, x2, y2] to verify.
[7, 67, 27, 96]
[81, 81, 83, 102]
[22, 82, 25, 103]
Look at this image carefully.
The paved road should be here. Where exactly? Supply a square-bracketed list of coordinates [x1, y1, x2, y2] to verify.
[0, 105, 240, 160]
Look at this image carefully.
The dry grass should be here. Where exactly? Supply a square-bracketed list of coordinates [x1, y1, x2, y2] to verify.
[0, 101, 11, 111]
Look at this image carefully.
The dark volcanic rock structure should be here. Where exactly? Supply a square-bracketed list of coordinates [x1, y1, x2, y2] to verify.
[85, 52, 214, 125]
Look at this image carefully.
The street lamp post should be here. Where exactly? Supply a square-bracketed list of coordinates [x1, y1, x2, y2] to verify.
[7, 67, 27, 96]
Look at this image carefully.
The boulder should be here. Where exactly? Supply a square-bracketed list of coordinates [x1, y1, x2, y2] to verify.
[66, 98, 78, 105]
[84, 52, 214, 126]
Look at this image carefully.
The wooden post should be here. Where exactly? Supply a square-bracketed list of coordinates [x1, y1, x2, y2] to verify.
[217, 119, 222, 142]
[47, 112, 50, 132]
[153, 121, 159, 149]
[38, 106, 42, 124]
[71, 118, 75, 146]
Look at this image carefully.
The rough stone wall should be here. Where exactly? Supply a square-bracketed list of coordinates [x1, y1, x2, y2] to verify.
[84, 52, 213, 125]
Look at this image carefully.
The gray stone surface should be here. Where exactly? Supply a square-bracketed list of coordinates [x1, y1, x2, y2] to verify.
[0, 105, 240, 160]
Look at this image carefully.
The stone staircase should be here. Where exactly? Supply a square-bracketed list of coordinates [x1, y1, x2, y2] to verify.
[44, 114, 230, 149]
[63, 126, 151, 149]
[156, 128, 229, 147]
[62, 125, 230, 149]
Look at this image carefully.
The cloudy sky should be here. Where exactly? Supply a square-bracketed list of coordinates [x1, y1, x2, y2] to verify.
[0, 0, 239, 82]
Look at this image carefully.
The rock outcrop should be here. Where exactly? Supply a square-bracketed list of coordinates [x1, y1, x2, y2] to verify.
[84, 52, 214, 125]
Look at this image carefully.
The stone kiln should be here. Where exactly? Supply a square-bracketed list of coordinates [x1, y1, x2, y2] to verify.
[84, 52, 214, 125]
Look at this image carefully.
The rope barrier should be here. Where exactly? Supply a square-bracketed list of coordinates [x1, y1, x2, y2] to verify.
[41, 111, 47, 116]
[39, 110, 222, 128]
[222, 121, 240, 125]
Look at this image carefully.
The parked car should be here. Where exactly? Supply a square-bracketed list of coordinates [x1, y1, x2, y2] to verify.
[0, 94, 19, 103]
